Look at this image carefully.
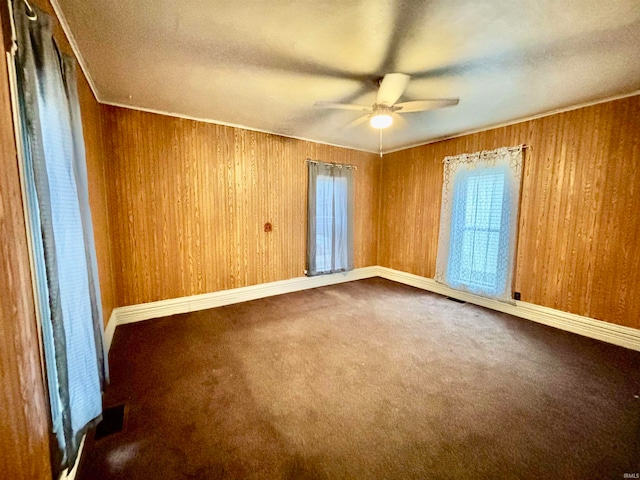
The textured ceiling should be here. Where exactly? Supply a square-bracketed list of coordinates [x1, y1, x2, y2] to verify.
[55, 0, 640, 153]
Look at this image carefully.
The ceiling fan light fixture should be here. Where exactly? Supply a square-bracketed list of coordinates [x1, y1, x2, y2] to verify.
[370, 113, 393, 129]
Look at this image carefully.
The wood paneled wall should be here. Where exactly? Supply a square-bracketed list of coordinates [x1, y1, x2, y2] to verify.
[102, 107, 380, 306]
[0, 4, 51, 478]
[379, 95, 640, 329]
[77, 72, 117, 324]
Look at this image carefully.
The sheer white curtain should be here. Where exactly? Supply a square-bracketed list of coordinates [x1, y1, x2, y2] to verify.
[306, 161, 354, 276]
[435, 146, 523, 302]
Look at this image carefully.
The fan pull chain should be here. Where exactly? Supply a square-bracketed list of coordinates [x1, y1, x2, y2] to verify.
[379, 129, 383, 158]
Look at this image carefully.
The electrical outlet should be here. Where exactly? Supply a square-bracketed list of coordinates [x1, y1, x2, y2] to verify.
[513, 292, 521, 301]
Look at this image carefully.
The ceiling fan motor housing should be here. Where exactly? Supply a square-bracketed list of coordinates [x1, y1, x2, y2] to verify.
[372, 104, 395, 114]
[370, 105, 395, 129]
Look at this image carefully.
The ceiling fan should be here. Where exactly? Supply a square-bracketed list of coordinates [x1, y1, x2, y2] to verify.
[314, 73, 459, 130]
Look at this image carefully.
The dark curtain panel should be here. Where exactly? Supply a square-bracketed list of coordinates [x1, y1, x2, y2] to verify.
[306, 161, 354, 276]
[13, 2, 106, 475]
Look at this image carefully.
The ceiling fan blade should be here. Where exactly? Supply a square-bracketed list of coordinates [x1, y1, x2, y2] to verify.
[392, 113, 408, 129]
[395, 98, 460, 113]
[345, 115, 371, 129]
[377, 73, 410, 106]
[314, 101, 371, 111]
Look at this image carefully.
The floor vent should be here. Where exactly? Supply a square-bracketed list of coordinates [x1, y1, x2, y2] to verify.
[447, 297, 466, 304]
[95, 404, 126, 440]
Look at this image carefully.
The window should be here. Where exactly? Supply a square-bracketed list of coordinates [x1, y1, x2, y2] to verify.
[435, 147, 523, 302]
[315, 175, 348, 272]
[306, 161, 354, 276]
[447, 169, 508, 295]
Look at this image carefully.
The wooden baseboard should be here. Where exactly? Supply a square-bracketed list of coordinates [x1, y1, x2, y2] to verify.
[104, 309, 117, 354]
[103, 266, 640, 352]
[112, 266, 379, 328]
[376, 267, 640, 352]
[59, 434, 85, 480]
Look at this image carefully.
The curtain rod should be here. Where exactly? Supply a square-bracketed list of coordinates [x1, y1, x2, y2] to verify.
[459, 145, 528, 152]
[306, 159, 357, 170]
[507, 144, 529, 151]
[308, 146, 528, 169]
[442, 144, 529, 163]
[454, 144, 529, 155]
[500, 145, 529, 151]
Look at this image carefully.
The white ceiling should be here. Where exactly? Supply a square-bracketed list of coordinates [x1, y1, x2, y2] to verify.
[55, 0, 640, 153]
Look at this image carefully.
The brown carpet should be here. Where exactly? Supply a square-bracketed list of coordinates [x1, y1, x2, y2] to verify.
[78, 278, 640, 479]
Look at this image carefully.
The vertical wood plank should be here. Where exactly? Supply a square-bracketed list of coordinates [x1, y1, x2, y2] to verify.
[77, 70, 117, 324]
[378, 95, 640, 329]
[0, 7, 51, 477]
[103, 107, 380, 306]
